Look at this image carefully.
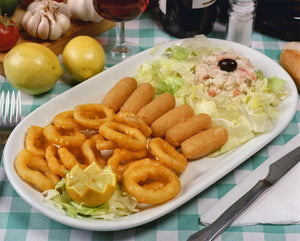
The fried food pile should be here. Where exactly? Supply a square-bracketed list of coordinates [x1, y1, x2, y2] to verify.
[15, 77, 228, 205]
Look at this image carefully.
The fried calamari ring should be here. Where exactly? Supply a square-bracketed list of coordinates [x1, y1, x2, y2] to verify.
[139, 180, 166, 190]
[90, 133, 118, 151]
[148, 137, 188, 172]
[99, 122, 147, 151]
[81, 139, 106, 168]
[58, 147, 88, 170]
[123, 158, 181, 204]
[25, 125, 49, 157]
[15, 149, 59, 191]
[114, 111, 152, 137]
[107, 148, 151, 182]
[53, 110, 84, 130]
[43, 125, 86, 147]
[73, 103, 115, 130]
[58, 147, 87, 170]
[45, 145, 68, 177]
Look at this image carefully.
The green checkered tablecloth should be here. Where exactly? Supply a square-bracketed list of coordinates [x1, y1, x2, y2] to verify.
[1, 8, 300, 241]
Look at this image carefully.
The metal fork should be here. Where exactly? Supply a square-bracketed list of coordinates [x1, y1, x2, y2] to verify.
[0, 91, 22, 158]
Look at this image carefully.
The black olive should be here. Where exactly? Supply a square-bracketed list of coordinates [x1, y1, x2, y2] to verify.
[218, 59, 237, 72]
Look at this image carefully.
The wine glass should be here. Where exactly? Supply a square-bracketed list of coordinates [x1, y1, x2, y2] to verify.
[93, 0, 149, 65]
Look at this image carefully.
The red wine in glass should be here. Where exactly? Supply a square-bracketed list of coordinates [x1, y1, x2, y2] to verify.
[94, 0, 149, 21]
[93, 0, 149, 65]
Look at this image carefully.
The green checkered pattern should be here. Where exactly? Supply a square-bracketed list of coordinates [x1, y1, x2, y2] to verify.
[1, 8, 300, 241]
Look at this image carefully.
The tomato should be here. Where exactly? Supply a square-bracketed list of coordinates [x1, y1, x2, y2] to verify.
[0, 14, 19, 52]
[0, 0, 19, 17]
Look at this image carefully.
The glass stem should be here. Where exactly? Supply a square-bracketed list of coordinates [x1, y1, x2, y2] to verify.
[112, 22, 128, 55]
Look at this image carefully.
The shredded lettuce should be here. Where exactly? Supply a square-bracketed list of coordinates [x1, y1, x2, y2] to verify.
[43, 179, 139, 220]
[134, 35, 289, 155]
[156, 76, 184, 95]
[165, 45, 196, 60]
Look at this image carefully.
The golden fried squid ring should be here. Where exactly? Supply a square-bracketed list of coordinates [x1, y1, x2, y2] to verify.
[58, 147, 88, 170]
[81, 139, 106, 168]
[99, 122, 147, 151]
[45, 145, 68, 177]
[73, 103, 115, 130]
[90, 133, 118, 151]
[25, 125, 49, 157]
[139, 180, 166, 190]
[114, 111, 152, 138]
[148, 137, 188, 172]
[15, 149, 59, 192]
[107, 148, 151, 182]
[123, 158, 181, 204]
[53, 110, 84, 130]
[43, 125, 86, 147]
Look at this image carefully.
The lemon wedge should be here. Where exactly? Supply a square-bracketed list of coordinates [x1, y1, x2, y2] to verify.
[66, 162, 116, 207]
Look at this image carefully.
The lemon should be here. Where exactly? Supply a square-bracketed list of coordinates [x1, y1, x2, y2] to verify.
[66, 162, 117, 207]
[62, 36, 105, 82]
[3, 43, 63, 95]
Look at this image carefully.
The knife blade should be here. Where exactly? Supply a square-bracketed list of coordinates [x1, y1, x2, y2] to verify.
[187, 145, 300, 241]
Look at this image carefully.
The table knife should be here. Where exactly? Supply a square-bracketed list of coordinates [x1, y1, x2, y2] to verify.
[187, 145, 300, 241]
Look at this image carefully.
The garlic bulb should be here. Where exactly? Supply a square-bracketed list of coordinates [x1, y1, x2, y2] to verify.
[67, 0, 103, 23]
[22, 0, 71, 40]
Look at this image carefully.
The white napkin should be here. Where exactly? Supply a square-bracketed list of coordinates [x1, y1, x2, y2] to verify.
[200, 133, 300, 226]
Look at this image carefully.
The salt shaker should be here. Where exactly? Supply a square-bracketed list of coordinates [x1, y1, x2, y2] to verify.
[226, 0, 257, 47]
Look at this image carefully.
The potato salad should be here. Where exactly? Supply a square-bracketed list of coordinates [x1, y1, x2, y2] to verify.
[195, 51, 257, 97]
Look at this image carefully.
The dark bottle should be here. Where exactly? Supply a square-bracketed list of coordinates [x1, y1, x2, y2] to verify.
[254, 0, 300, 41]
[159, 0, 218, 38]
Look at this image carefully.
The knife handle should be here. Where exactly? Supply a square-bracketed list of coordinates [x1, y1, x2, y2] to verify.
[187, 180, 270, 241]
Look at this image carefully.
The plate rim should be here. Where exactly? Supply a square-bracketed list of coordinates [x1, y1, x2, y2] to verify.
[3, 37, 298, 231]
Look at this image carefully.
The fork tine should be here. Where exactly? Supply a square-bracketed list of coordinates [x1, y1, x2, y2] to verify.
[16, 91, 21, 124]
[0, 91, 22, 129]
[4, 91, 10, 125]
[10, 91, 16, 124]
[0, 91, 22, 158]
[0, 91, 4, 124]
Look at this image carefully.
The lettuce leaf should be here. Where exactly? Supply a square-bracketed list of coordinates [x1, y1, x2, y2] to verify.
[43, 180, 139, 220]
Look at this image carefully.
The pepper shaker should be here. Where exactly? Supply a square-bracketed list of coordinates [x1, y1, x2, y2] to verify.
[226, 0, 257, 47]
